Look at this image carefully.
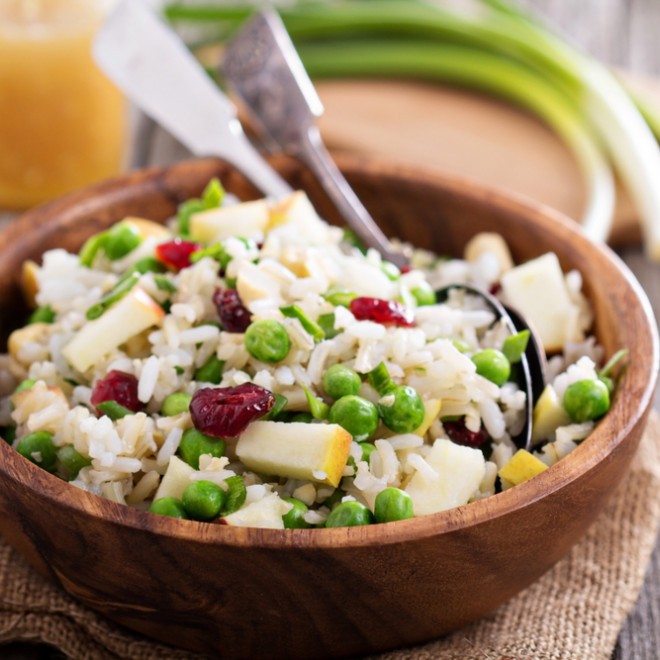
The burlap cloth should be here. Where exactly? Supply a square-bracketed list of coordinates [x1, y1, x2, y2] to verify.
[1, 414, 659, 660]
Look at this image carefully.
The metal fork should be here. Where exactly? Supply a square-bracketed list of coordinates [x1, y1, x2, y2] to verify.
[222, 9, 408, 269]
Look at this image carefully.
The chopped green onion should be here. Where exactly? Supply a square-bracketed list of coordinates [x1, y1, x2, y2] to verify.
[154, 275, 178, 293]
[264, 392, 289, 420]
[302, 384, 329, 420]
[502, 329, 530, 364]
[86, 272, 140, 320]
[318, 312, 341, 339]
[177, 199, 206, 236]
[324, 290, 357, 307]
[28, 305, 55, 324]
[96, 401, 134, 420]
[79, 231, 108, 268]
[280, 304, 324, 342]
[202, 177, 225, 208]
[222, 475, 247, 515]
[194, 355, 225, 384]
[381, 262, 400, 281]
[368, 361, 396, 395]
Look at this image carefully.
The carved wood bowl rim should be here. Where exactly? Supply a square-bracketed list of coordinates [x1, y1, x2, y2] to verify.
[0, 155, 657, 551]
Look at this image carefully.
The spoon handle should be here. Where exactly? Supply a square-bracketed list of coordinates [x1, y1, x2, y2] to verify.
[295, 126, 408, 268]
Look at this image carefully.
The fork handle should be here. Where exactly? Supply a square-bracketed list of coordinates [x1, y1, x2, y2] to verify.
[295, 125, 408, 269]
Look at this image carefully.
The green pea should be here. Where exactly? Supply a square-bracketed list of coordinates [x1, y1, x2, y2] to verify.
[471, 348, 511, 386]
[245, 320, 291, 363]
[161, 392, 192, 417]
[149, 496, 188, 519]
[328, 395, 379, 442]
[282, 497, 311, 529]
[28, 305, 56, 324]
[358, 441, 376, 463]
[325, 501, 374, 528]
[411, 282, 436, 306]
[374, 487, 414, 523]
[182, 480, 226, 521]
[377, 385, 425, 434]
[322, 364, 361, 400]
[563, 379, 610, 423]
[178, 428, 226, 469]
[104, 222, 141, 260]
[16, 431, 57, 471]
[194, 354, 225, 384]
[222, 475, 247, 515]
[57, 445, 92, 480]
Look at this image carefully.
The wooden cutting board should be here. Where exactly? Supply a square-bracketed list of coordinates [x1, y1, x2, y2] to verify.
[316, 74, 660, 248]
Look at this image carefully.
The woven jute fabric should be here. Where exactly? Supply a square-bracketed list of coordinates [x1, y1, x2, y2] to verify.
[1, 414, 659, 660]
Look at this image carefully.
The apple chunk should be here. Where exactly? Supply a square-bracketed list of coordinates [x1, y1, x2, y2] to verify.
[62, 287, 164, 373]
[404, 438, 485, 515]
[189, 199, 269, 244]
[154, 455, 195, 501]
[500, 253, 582, 352]
[236, 421, 352, 487]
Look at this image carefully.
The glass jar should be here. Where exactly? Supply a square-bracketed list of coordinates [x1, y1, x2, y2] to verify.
[0, 0, 126, 209]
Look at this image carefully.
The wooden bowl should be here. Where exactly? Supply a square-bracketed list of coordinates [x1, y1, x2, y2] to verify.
[0, 157, 657, 658]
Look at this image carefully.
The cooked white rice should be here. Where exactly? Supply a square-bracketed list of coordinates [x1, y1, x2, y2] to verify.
[0, 186, 615, 529]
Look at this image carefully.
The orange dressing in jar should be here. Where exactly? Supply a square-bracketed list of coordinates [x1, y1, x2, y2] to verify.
[0, 0, 126, 209]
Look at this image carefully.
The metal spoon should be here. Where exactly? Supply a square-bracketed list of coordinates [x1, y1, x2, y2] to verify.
[221, 9, 407, 269]
[436, 285, 548, 450]
[222, 10, 546, 450]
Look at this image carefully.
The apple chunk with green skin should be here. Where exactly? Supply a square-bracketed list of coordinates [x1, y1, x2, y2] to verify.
[62, 287, 164, 373]
[189, 199, 269, 243]
[236, 421, 352, 487]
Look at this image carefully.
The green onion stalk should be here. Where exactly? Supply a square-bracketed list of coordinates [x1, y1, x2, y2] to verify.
[164, 0, 660, 259]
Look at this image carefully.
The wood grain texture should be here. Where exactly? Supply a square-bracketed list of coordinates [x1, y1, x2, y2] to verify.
[0, 157, 656, 658]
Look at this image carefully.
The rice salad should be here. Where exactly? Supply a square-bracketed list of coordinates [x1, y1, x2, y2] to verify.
[0, 179, 622, 529]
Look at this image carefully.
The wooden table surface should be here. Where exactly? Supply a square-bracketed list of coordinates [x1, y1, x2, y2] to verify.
[1, 1, 659, 658]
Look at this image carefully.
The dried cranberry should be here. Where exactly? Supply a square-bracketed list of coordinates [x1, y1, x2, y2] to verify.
[489, 282, 502, 296]
[443, 419, 489, 448]
[213, 288, 252, 333]
[349, 297, 414, 327]
[400, 265, 413, 274]
[156, 239, 200, 271]
[91, 370, 143, 415]
[190, 383, 275, 438]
